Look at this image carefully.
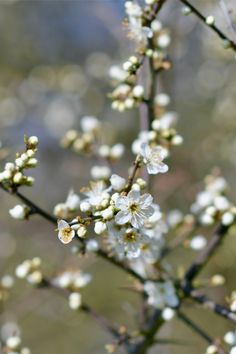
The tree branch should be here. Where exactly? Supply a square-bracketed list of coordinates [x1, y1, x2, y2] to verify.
[177, 0, 236, 51]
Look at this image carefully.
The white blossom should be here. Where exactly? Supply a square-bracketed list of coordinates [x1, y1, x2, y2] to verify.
[110, 174, 126, 191]
[80, 116, 100, 132]
[9, 205, 28, 220]
[57, 220, 75, 244]
[140, 143, 168, 175]
[115, 190, 154, 228]
[144, 281, 179, 309]
[69, 292, 82, 310]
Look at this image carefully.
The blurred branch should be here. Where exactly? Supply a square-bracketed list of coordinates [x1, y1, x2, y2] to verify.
[188, 290, 236, 324]
[183, 223, 229, 284]
[177, 0, 236, 51]
[178, 311, 212, 344]
[218, 0, 236, 43]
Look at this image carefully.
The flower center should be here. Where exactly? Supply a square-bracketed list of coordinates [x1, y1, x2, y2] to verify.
[124, 231, 137, 243]
[62, 227, 72, 239]
[129, 202, 139, 213]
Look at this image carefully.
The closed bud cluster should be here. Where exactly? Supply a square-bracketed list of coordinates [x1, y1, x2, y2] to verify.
[15, 257, 43, 285]
[4, 333, 31, 354]
[191, 173, 236, 227]
[0, 136, 38, 189]
[53, 189, 80, 219]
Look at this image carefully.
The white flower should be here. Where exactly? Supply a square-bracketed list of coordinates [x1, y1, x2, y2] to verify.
[190, 235, 207, 250]
[144, 281, 179, 309]
[65, 190, 80, 211]
[15, 261, 31, 279]
[91, 166, 111, 180]
[224, 331, 236, 346]
[69, 292, 82, 310]
[152, 112, 178, 131]
[57, 220, 75, 244]
[80, 116, 100, 132]
[86, 239, 99, 252]
[9, 205, 28, 220]
[115, 190, 154, 229]
[27, 270, 43, 285]
[230, 347, 236, 354]
[28, 136, 38, 146]
[107, 222, 148, 259]
[110, 144, 125, 159]
[162, 307, 175, 321]
[110, 174, 126, 191]
[82, 181, 110, 207]
[6, 336, 21, 349]
[140, 143, 168, 175]
[155, 93, 170, 107]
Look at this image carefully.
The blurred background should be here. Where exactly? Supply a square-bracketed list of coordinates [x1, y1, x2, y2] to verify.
[0, 0, 236, 353]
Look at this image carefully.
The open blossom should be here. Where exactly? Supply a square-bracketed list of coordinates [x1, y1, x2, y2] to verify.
[140, 143, 168, 175]
[115, 190, 154, 229]
[82, 181, 110, 207]
[144, 280, 179, 309]
[107, 222, 149, 259]
[57, 220, 75, 244]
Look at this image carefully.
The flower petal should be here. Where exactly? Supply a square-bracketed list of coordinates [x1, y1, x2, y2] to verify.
[115, 210, 131, 225]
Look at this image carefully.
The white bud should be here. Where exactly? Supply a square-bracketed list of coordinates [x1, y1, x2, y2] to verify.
[15, 158, 24, 168]
[94, 221, 107, 235]
[27, 270, 43, 285]
[172, 135, 183, 145]
[123, 61, 132, 71]
[13, 172, 23, 184]
[110, 144, 125, 159]
[5, 162, 15, 171]
[155, 93, 170, 107]
[98, 145, 110, 158]
[27, 149, 35, 157]
[206, 16, 215, 26]
[77, 225, 87, 238]
[157, 33, 171, 48]
[69, 292, 82, 310]
[28, 136, 38, 146]
[151, 20, 162, 32]
[15, 261, 31, 278]
[80, 201, 91, 213]
[101, 207, 114, 220]
[110, 174, 126, 191]
[3, 170, 12, 179]
[214, 195, 230, 211]
[222, 212, 234, 226]
[6, 336, 21, 350]
[81, 116, 100, 133]
[190, 235, 207, 250]
[1, 275, 14, 288]
[91, 166, 111, 180]
[9, 205, 27, 220]
[133, 85, 144, 98]
[86, 239, 99, 252]
[162, 308, 175, 321]
[27, 158, 38, 167]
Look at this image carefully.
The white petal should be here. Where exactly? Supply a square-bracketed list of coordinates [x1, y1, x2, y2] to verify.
[115, 210, 131, 225]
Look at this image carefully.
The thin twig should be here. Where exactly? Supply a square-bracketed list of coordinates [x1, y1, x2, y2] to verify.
[218, 0, 236, 43]
[177, 0, 236, 51]
[178, 311, 212, 344]
[183, 223, 229, 284]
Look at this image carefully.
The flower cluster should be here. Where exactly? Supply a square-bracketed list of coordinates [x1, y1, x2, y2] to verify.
[1, 333, 30, 354]
[54, 189, 80, 219]
[61, 116, 125, 166]
[15, 257, 43, 285]
[191, 172, 236, 226]
[144, 280, 179, 310]
[0, 135, 38, 189]
[52, 269, 91, 310]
